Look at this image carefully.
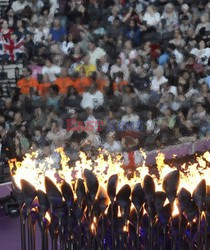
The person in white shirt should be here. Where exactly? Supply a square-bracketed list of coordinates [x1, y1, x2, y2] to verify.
[46, 121, 72, 147]
[100, 55, 110, 74]
[110, 57, 129, 81]
[121, 106, 140, 124]
[143, 5, 161, 28]
[120, 40, 138, 65]
[84, 108, 99, 132]
[88, 41, 106, 66]
[33, 23, 49, 45]
[29, 0, 44, 13]
[11, 0, 28, 13]
[60, 34, 74, 55]
[161, 3, 178, 32]
[103, 132, 122, 153]
[190, 40, 210, 65]
[42, 58, 61, 82]
[80, 84, 104, 110]
[195, 13, 210, 36]
[107, 6, 122, 24]
[150, 66, 168, 93]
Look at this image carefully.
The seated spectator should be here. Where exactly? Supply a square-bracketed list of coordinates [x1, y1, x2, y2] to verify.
[110, 57, 129, 81]
[29, 0, 44, 14]
[32, 127, 46, 146]
[103, 132, 122, 154]
[155, 118, 176, 148]
[30, 107, 46, 131]
[121, 106, 139, 123]
[122, 85, 139, 108]
[33, 21, 50, 45]
[0, 20, 13, 40]
[17, 67, 38, 95]
[120, 40, 138, 65]
[2, 98, 17, 122]
[113, 72, 128, 94]
[6, 8, 15, 28]
[180, 15, 192, 36]
[195, 13, 210, 37]
[14, 19, 29, 40]
[88, 40, 106, 66]
[75, 54, 96, 77]
[37, 74, 52, 96]
[187, 102, 207, 126]
[15, 130, 30, 156]
[42, 58, 61, 82]
[37, 6, 53, 28]
[11, 0, 29, 14]
[143, 5, 161, 28]
[170, 29, 185, 48]
[150, 66, 168, 93]
[121, 136, 143, 169]
[106, 17, 125, 39]
[125, 19, 141, 47]
[98, 55, 110, 75]
[60, 33, 74, 55]
[49, 18, 66, 42]
[77, 76, 92, 94]
[107, 6, 122, 24]
[47, 85, 60, 110]
[161, 3, 178, 34]
[91, 19, 106, 37]
[80, 84, 104, 110]
[62, 86, 82, 108]
[0, 122, 16, 160]
[54, 67, 73, 94]
[190, 40, 210, 65]
[29, 57, 43, 79]
[46, 120, 71, 147]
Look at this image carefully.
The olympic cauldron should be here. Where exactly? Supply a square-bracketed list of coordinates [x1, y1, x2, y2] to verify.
[9, 148, 210, 250]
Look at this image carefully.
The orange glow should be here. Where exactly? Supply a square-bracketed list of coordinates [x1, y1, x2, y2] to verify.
[9, 148, 210, 228]
[172, 200, 179, 217]
[45, 212, 51, 222]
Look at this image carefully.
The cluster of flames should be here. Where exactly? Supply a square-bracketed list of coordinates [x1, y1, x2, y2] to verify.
[9, 148, 210, 218]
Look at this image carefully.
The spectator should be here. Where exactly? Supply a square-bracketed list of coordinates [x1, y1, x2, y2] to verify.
[11, 0, 29, 14]
[125, 19, 141, 47]
[143, 5, 161, 28]
[103, 132, 122, 153]
[75, 54, 96, 77]
[150, 66, 168, 93]
[47, 85, 60, 110]
[0, 123, 16, 160]
[110, 57, 129, 81]
[88, 41, 106, 66]
[42, 58, 61, 82]
[0, 20, 13, 40]
[49, 18, 66, 42]
[80, 84, 104, 110]
[17, 67, 38, 95]
[46, 120, 70, 147]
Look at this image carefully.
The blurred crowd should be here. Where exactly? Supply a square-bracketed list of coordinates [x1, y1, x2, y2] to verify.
[0, 0, 210, 167]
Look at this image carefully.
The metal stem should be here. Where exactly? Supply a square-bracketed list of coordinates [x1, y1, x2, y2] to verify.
[20, 214, 26, 250]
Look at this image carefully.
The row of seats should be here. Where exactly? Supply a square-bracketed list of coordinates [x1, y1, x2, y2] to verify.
[0, 64, 23, 98]
[0, 0, 10, 17]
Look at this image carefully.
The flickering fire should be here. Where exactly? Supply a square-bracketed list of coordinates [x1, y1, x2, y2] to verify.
[9, 149, 210, 195]
[9, 148, 210, 249]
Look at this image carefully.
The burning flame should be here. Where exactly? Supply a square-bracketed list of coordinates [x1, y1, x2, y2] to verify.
[9, 149, 210, 200]
[45, 212, 51, 223]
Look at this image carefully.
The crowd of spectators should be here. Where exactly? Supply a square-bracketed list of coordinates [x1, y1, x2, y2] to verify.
[0, 0, 210, 167]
